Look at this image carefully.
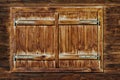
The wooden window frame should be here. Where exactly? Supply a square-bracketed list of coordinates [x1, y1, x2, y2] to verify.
[10, 7, 103, 72]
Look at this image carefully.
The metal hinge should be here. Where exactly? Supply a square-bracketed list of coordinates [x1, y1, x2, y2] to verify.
[78, 55, 100, 60]
[79, 19, 99, 25]
[13, 54, 55, 61]
[13, 54, 100, 60]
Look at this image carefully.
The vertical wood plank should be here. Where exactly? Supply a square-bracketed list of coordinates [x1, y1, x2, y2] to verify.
[55, 13, 59, 68]
[98, 8, 103, 70]
[59, 26, 66, 53]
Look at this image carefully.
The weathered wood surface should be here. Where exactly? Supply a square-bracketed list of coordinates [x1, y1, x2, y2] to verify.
[0, 0, 120, 7]
[0, 0, 105, 7]
[12, 12, 56, 70]
[58, 10, 101, 69]
[104, 6, 120, 74]
[0, 0, 120, 80]
[9, 8, 103, 72]
[15, 26, 57, 68]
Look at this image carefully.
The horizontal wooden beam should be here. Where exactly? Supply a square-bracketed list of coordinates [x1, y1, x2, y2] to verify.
[12, 67, 102, 72]
[11, 7, 102, 13]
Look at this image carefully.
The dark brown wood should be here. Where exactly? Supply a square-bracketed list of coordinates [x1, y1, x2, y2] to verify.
[55, 12, 59, 68]
[12, 68, 101, 72]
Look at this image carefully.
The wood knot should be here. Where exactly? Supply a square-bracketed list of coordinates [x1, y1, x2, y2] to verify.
[41, 55, 46, 58]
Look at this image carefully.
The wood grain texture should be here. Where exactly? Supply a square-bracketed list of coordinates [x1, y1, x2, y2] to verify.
[15, 26, 56, 69]
[0, 0, 120, 7]
[104, 6, 120, 73]
[58, 10, 102, 69]
[0, 0, 105, 7]
[10, 12, 57, 70]
[10, 7, 103, 72]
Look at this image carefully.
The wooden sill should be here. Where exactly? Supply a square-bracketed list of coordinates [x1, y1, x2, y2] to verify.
[11, 68, 103, 72]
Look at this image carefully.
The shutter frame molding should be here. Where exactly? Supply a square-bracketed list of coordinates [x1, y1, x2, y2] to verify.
[10, 7, 103, 72]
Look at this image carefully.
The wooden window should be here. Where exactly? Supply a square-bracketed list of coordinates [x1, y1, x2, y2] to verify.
[10, 7, 103, 72]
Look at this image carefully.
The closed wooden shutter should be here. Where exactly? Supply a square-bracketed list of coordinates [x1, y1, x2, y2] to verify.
[10, 7, 103, 72]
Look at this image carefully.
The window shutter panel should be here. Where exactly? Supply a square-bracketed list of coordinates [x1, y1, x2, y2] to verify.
[10, 7, 103, 72]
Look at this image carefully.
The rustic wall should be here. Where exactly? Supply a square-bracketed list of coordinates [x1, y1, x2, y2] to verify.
[0, 0, 120, 80]
[104, 6, 120, 73]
